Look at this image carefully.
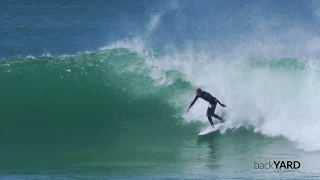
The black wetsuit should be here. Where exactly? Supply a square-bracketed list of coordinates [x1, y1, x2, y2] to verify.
[189, 91, 223, 125]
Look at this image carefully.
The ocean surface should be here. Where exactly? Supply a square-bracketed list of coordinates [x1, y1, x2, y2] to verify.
[1, 0, 320, 179]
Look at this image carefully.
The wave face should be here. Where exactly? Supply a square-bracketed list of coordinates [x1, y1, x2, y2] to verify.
[0, 49, 201, 175]
[1, 47, 320, 155]
[0, 49, 193, 148]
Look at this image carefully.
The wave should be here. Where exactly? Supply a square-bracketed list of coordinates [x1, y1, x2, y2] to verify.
[1, 44, 320, 152]
[0, 49, 195, 152]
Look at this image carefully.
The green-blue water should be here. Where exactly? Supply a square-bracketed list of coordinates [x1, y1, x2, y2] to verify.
[1, 49, 320, 179]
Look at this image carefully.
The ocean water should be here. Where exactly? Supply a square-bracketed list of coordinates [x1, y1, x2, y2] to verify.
[1, 0, 320, 179]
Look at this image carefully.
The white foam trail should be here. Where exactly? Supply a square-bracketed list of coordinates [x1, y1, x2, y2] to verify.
[146, 14, 161, 36]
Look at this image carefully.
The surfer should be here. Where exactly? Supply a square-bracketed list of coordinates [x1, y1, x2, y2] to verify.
[186, 88, 226, 128]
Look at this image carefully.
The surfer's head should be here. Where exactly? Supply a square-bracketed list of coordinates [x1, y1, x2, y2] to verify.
[195, 88, 202, 95]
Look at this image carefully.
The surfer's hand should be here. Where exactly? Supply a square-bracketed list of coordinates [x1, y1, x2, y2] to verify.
[186, 109, 189, 114]
[221, 104, 226, 107]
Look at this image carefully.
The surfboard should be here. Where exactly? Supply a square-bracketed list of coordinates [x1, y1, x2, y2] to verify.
[198, 123, 224, 136]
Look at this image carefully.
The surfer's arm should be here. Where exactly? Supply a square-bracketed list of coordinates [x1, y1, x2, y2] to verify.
[188, 96, 199, 109]
[215, 97, 226, 107]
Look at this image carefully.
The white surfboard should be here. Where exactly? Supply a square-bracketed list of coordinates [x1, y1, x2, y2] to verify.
[198, 123, 224, 136]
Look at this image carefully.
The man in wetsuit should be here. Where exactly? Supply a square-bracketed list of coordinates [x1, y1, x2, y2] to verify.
[186, 88, 226, 128]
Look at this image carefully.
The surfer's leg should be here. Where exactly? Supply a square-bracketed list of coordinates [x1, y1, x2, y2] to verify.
[212, 114, 223, 122]
[210, 103, 224, 122]
[206, 106, 214, 126]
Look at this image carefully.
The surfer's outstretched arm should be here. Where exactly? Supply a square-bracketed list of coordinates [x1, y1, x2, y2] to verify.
[189, 96, 199, 108]
[186, 96, 199, 113]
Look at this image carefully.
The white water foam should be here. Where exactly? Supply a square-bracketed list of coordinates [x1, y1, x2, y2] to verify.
[100, 6, 320, 152]
[145, 48, 320, 152]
